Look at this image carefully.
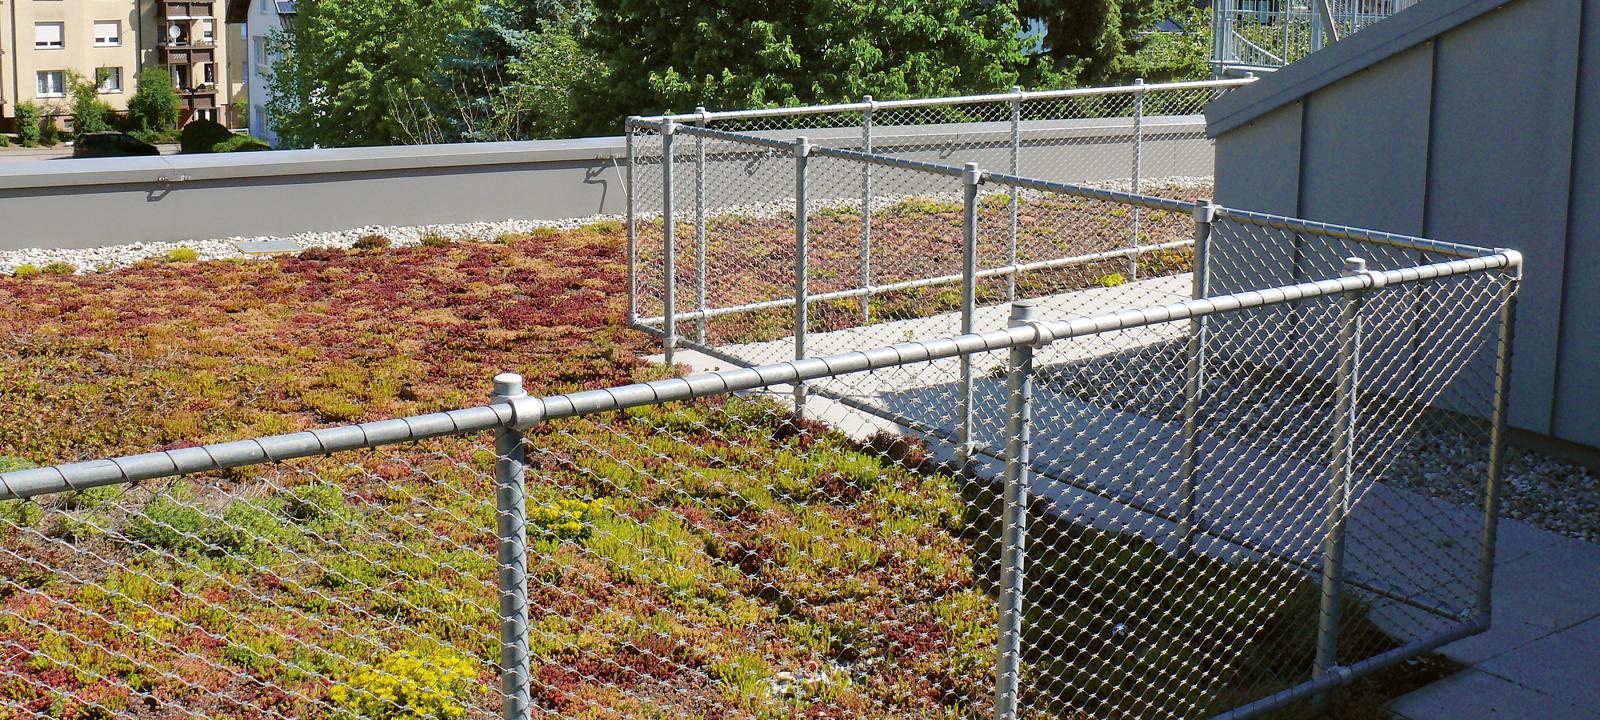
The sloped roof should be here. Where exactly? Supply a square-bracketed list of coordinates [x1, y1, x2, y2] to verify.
[1205, 0, 1512, 135]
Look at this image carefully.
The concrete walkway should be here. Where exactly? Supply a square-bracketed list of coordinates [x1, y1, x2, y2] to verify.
[649, 277, 1600, 719]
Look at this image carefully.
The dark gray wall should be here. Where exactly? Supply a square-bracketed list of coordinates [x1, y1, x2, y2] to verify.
[1208, 0, 1598, 446]
[0, 117, 1214, 252]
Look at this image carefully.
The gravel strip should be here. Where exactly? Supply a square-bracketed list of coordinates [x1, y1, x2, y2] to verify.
[0, 176, 1215, 277]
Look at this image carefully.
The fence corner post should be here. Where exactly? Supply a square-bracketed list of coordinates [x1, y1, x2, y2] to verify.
[793, 135, 813, 419]
[861, 95, 875, 324]
[491, 373, 533, 720]
[1129, 77, 1146, 280]
[1312, 256, 1367, 713]
[661, 120, 678, 368]
[958, 162, 983, 476]
[1008, 85, 1023, 303]
[1178, 199, 1218, 555]
[996, 300, 1038, 720]
[694, 107, 709, 345]
[1475, 261, 1520, 625]
[625, 116, 639, 326]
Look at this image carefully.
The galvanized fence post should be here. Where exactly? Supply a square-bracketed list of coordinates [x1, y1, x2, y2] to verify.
[996, 300, 1037, 720]
[958, 163, 982, 475]
[1129, 78, 1145, 280]
[694, 107, 709, 344]
[1008, 86, 1022, 303]
[1476, 264, 1520, 622]
[861, 95, 874, 324]
[794, 136, 812, 418]
[1312, 256, 1367, 713]
[661, 121, 677, 367]
[1178, 200, 1217, 554]
[491, 373, 532, 720]
[625, 117, 638, 325]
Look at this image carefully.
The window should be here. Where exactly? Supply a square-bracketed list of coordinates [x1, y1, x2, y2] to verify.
[34, 22, 64, 49]
[202, 63, 216, 85]
[36, 70, 65, 97]
[253, 37, 270, 70]
[97, 67, 123, 93]
[172, 64, 190, 90]
[201, 19, 215, 43]
[94, 20, 121, 47]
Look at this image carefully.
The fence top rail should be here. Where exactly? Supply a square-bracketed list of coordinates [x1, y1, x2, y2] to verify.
[1214, 207, 1491, 258]
[0, 249, 1517, 503]
[628, 77, 1258, 125]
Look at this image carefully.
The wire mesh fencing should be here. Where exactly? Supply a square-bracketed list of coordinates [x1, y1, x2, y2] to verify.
[2, 235, 1518, 719]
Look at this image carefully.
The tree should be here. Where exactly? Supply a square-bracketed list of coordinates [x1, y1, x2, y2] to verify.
[420, 0, 604, 141]
[1113, 5, 1212, 83]
[127, 66, 181, 134]
[1019, 0, 1185, 83]
[68, 71, 115, 136]
[266, 0, 480, 147]
[577, 0, 1048, 133]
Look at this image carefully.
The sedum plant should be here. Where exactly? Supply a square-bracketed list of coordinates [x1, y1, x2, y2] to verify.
[330, 651, 479, 720]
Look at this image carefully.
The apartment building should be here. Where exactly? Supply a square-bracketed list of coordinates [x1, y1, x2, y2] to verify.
[0, 0, 235, 129]
[224, 0, 288, 145]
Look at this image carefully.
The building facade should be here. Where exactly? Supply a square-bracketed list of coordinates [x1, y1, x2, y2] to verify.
[0, 0, 234, 129]
[224, 0, 288, 146]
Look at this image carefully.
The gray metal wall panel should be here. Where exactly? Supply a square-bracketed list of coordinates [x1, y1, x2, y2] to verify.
[1425, 0, 1581, 434]
[1551, 0, 1600, 446]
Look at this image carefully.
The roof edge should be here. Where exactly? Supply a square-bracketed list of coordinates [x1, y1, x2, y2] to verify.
[1206, 0, 1511, 136]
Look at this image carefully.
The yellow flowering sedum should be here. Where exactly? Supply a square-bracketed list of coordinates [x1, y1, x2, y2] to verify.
[529, 497, 606, 540]
[331, 651, 479, 720]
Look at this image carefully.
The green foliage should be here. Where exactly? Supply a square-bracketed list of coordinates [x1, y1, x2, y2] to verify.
[265, 0, 481, 148]
[353, 234, 393, 250]
[125, 495, 208, 551]
[329, 650, 479, 720]
[578, 0, 1043, 132]
[15, 102, 42, 147]
[1020, 0, 1185, 83]
[0, 132, 11, 147]
[418, 232, 451, 247]
[68, 71, 115, 137]
[282, 482, 351, 529]
[1115, 6, 1213, 82]
[0, 499, 42, 529]
[11, 265, 40, 278]
[213, 134, 272, 152]
[41, 261, 76, 276]
[127, 67, 181, 134]
[426, 0, 603, 141]
[39, 117, 60, 147]
[180, 119, 234, 153]
[162, 247, 200, 263]
[1095, 272, 1127, 287]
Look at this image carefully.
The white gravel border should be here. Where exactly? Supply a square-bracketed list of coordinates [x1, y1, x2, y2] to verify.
[0, 176, 1215, 277]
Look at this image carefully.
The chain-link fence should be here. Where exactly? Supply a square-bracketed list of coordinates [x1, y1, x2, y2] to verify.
[2, 233, 1518, 719]
[1212, 0, 1424, 73]
[625, 79, 1253, 351]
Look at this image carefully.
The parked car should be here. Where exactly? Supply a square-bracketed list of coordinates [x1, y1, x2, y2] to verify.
[72, 132, 160, 159]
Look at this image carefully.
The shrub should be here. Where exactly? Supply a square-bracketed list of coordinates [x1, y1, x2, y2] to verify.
[179, 119, 233, 153]
[69, 71, 114, 137]
[212, 135, 271, 153]
[353, 234, 391, 251]
[11, 265, 39, 278]
[126, 67, 180, 134]
[161, 247, 200, 263]
[41, 261, 76, 275]
[0, 133, 10, 147]
[14, 103, 41, 147]
[330, 651, 479, 720]
[418, 232, 451, 247]
[39, 117, 60, 147]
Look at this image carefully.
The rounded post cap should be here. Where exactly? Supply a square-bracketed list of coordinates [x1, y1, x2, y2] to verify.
[492, 373, 527, 400]
[1342, 257, 1368, 275]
